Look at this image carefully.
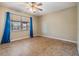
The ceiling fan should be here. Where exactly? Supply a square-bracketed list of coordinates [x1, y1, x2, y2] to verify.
[26, 2, 43, 13]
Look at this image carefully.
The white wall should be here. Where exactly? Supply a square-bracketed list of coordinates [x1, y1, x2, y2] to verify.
[38, 6, 77, 43]
[32, 16, 39, 36]
[0, 6, 77, 44]
[77, 3, 79, 54]
[0, 7, 5, 43]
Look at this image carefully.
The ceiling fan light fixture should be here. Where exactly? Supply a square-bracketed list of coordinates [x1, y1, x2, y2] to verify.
[26, 2, 43, 13]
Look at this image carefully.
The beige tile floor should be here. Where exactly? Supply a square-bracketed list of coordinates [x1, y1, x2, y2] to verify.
[0, 36, 78, 56]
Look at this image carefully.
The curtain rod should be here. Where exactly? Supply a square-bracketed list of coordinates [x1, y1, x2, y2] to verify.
[10, 12, 31, 18]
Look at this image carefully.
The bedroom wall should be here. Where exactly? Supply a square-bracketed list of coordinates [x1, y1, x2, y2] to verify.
[0, 6, 77, 43]
[38, 6, 77, 43]
[0, 7, 38, 43]
[0, 7, 5, 43]
[77, 3, 79, 54]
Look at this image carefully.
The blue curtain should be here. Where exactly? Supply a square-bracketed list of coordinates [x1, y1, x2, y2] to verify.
[30, 17, 33, 38]
[1, 12, 10, 44]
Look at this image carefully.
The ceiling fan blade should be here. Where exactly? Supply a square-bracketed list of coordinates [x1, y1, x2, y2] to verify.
[38, 8, 43, 11]
[34, 6, 43, 11]
[35, 7, 43, 11]
[32, 2, 36, 4]
[25, 2, 32, 7]
[37, 3, 42, 6]
[32, 2, 42, 7]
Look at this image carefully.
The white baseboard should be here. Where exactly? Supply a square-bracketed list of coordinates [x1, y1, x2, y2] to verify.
[11, 36, 29, 42]
[11, 34, 77, 44]
[40, 35, 77, 44]
[11, 34, 38, 42]
[33, 35, 38, 37]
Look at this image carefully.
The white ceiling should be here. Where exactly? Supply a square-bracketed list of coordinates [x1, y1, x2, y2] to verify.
[0, 2, 76, 16]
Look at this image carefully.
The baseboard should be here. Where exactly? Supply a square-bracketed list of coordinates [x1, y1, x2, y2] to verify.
[11, 36, 29, 42]
[40, 35, 77, 44]
[11, 34, 38, 42]
[11, 34, 77, 44]
[33, 35, 38, 37]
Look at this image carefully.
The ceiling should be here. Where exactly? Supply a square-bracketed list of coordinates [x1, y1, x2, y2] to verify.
[0, 2, 76, 16]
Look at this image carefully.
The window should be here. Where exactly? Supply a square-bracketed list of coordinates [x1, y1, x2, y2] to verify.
[11, 21, 29, 31]
[21, 22, 27, 31]
[11, 21, 21, 31]
[11, 14, 30, 31]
